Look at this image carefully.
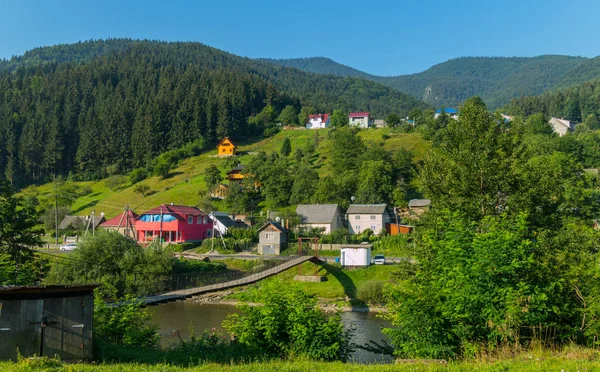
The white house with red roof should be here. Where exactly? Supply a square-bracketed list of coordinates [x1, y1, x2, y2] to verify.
[348, 112, 373, 128]
[135, 204, 212, 244]
[306, 113, 330, 129]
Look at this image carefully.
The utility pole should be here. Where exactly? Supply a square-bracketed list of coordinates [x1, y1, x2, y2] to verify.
[54, 174, 58, 245]
[159, 206, 163, 249]
[91, 210, 95, 236]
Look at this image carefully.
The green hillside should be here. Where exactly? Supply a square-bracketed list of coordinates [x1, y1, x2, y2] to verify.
[0, 39, 429, 189]
[26, 128, 428, 220]
[263, 55, 594, 109]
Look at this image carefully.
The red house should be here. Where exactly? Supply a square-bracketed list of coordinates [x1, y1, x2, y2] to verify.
[135, 204, 212, 244]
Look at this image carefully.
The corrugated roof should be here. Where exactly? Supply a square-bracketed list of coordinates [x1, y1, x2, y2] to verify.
[408, 199, 431, 208]
[435, 108, 458, 114]
[296, 204, 340, 224]
[346, 204, 390, 214]
[348, 112, 370, 117]
[257, 221, 286, 233]
[210, 213, 247, 229]
[101, 210, 139, 227]
[58, 215, 106, 230]
[137, 204, 206, 220]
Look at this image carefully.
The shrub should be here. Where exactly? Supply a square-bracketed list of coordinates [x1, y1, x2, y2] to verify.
[94, 294, 159, 348]
[223, 282, 354, 361]
[129, 167, 149, 183]
[357, 280, 385, 304]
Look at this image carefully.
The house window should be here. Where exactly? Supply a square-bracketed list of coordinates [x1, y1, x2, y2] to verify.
[371, 225, 376, 231]
[197, 216, 202, 224]
[265, 233, 274, 239]
[370, 215, 376, 220]
[355, 226, 360, 232]
[203, 216, 207, 224]
[188, 216, 193, 224]
[355, 215, 360, 220]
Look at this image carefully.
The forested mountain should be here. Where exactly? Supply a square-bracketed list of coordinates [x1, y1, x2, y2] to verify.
[258, 57, 375, 79]
[263, 55, 596, 109]
[505, 78, 600, 124]
[0, 39, 427, 187]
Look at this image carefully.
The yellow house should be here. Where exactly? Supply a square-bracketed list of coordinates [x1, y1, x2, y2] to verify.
[217, 137, 237, 156]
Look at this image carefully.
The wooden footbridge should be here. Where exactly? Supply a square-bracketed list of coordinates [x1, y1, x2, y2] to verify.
[140, 255, 321, 306]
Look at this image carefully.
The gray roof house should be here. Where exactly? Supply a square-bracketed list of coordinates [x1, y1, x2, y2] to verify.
[209, 212, 247, 236]
[58, 215, 106, 231]
[295, 204, 345, 234]
[346, 204, 394, 235]
[257, 221, 287, 255]
[408, 199, 431, 216]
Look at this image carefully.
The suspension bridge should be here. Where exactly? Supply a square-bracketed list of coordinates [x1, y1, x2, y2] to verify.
[140, 255, 321, 306]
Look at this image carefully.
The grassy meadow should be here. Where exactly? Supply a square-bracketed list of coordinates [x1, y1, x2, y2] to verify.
[4, 346, 600, 371]
[20, 128, 429, 220]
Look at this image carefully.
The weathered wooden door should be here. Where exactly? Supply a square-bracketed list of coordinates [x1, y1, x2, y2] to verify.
[42, 296, 90, 361]
[0, 299, 43, 360]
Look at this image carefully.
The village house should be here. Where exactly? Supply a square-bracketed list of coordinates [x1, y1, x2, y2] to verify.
[216, 137, 237, 156]
[348, 112, 374, 128]
[549, 117, 573, 136]
[227, 164, 246, 183]
[257, 221, 287, 255]
[58, 214, 106, 232]
[305, 113, 330, 129]
[408, 198, 431, 215]
[346, 204, 395, 235]
[135, 204, 211, 244]
[373, 119, 387, 128]
[99, 209, 138, 238]
[210, 183, 229, 199]
[434, 108, 459, 119]
[209, 211, 248, 236]
[295, 204, 345, 234]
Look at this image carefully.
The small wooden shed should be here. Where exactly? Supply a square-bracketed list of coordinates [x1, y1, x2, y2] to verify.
[0, 285, 97, 361]
[257, 221, 287, 255]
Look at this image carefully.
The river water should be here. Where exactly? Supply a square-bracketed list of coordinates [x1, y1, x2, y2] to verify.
[149, 301, 394, 364]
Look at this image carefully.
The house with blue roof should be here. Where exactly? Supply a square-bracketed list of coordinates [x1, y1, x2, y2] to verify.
[434, 108, 459, 120]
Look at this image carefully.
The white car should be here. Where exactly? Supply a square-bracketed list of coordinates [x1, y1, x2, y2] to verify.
[373, 255, 386, 265]
[60, 243, 78, 252]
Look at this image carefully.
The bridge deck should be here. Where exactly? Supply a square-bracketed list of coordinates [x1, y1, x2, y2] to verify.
[140, 255, 320, 306]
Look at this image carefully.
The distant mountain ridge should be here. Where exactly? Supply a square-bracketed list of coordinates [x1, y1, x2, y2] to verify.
[261, 55, 600, 109]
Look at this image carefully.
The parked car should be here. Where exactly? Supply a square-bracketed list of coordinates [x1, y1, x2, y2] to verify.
[60, 243, 78, 252]
[373, 254, 386, 265]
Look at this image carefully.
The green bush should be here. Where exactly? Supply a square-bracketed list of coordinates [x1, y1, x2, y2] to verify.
[356, 280, 385, 304]
[94, 294, 159, 349]
[223, 282, 354, 361]
[45, 231, 174, 298]
[129, 167, 149, 183]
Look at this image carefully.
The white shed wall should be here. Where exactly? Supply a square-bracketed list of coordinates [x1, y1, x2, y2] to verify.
[341, 247, 371, 266]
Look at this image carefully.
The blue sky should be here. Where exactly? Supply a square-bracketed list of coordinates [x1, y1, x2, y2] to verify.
[1, 0, 599, 76]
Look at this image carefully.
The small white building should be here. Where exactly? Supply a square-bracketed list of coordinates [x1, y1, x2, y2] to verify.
[348, 112, 373, 128]
[306, 114, 330, 129]
[548, 117, 573, 136]
[340, 244, 372, 267]
[373, 119, 386, 128]
[208, 212, 247, 236]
